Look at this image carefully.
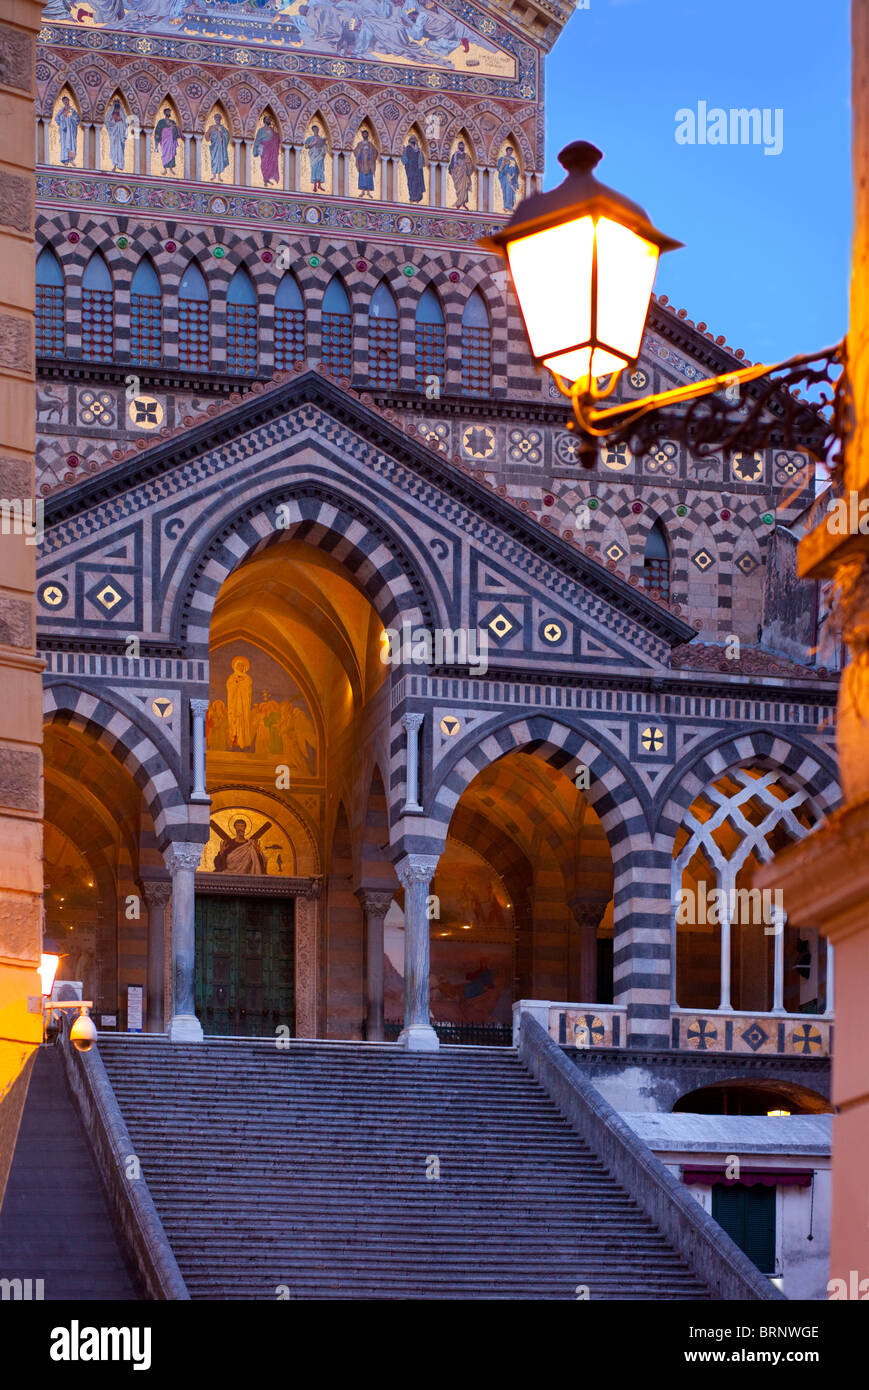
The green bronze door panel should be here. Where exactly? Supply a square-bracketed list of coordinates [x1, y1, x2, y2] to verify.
[195, 895, 295, 1036]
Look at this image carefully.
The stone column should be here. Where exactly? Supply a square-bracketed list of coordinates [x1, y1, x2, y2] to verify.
[189, 698, 209, 802]
[194, 135, 203, 181]
[283, 143, 292, 191]
[569, 900, 606, 1003]
[183, 134, 192, 180]
[401, 712, 424, 813]
[356, 889, 394, 1041]
[395, 854, 439, 1051]
[164, 842, 204, 1041]
[142, 879, 171, 1032]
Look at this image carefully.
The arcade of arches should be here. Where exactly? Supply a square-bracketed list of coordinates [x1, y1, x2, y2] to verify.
[42, 535, 825, 1047]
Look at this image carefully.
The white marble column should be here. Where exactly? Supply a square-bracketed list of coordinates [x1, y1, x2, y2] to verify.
[396, 854, 439, 1051]
[332, 151, 340, 194]
[142, 879, 171, 1033]
[182, 134, 192, 180]
[294, 145, 304, 191]
[357, 889, 394, 1041]
[194, 135, 203, 182]
[190, 698, 209, 802]
[401, 712, 424, 813]
[283, 143, 292, 191]
[825, 939, 835, 1016]
[165, 842, 204, 1041]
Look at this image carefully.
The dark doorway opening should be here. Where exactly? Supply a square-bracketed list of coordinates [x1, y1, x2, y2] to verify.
[195, 893, 295, 1036]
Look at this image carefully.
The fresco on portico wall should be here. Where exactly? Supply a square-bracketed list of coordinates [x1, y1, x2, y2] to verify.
[206, 642, 318, 777]
[39, 0, 516, 77]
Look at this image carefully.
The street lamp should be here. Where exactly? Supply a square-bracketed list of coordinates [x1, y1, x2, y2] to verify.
[480, 141, 845, 469]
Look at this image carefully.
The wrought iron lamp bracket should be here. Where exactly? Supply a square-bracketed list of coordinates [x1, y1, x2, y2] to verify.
[553, 340, 848, 471]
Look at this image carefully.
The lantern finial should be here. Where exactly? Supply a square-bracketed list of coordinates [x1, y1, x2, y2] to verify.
[558, 141, 602, 176]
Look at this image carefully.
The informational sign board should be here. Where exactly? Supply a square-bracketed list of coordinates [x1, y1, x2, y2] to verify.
[127, 985, 143, 1033]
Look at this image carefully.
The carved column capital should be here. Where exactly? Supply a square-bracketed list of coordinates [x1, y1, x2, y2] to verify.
[190, 698, 210, 717]
[395, 853, 439, 888]
[164, 843, 203, 875]
[356, 888, 395, 918]
[401, 712, 424, 733]
[141, 878, 172, 908]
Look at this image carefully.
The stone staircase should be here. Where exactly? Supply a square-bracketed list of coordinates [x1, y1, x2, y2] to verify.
[98, 1036, 713, 1300]
[0, 1046, 139, 1300]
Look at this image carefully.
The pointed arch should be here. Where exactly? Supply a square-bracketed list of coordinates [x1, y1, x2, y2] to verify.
[274, 272, 305, 371]
[151, 97, 183, 179]
[447, 129, 477, 211]
[251, 106, 282, 190]
[368, 279, 399, 390]
[301, 113, 330, 194]
[414, 284, 445, 393]
[398, 124, 428, 206]
[202, 102, 233, 184]
[50, 87, 83, 170]
[321, 274, 352, 378]
[460, 288, 491, 397]
[100, 90, 133, 175]
[643, 517, 671, 602]
[178, 259, 210, 371]
[81, 251, 113, 363]
[130, 255, 162, 367]
[350, 119, 380, 200]
[36, 246, 64, 358]
[493, 135, 522, 214]
[226, 265, 258, 376]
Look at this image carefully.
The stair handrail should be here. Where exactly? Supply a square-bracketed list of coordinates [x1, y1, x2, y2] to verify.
[57, 1018, 189, 1301]
[517, 1011, 786, 1301]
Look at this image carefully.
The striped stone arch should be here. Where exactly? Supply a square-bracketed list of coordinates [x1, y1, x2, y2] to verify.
[381, 93, 456, 158]
[440, 111, 487, 166]
[654, 728, 840, 841]
[227, 75, 295, 140]
[174, 487, 436, 659]
[425, 714, 645, 856]
[43, 682, 187, 846]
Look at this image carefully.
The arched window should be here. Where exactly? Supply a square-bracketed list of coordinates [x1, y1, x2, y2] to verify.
[321, 276, 352, 378]
[36, 247, 64, 357]
[274, 273, 305, 371]
[368, 281, 398, 389]
[414, 285, 444, 393]
[130, 257, 162, 367]
[460, 290, 490, 397]
[672, 768, 824, 1015]
[643, 518, 670, 600]
[178, 261, 209, 371]
[226, 266, 257, 376]
[81, 252, 113, 363]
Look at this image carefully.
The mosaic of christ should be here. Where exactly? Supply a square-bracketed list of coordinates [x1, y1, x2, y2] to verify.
[207, 643, 317, 776]
[40, 0, 515, 76]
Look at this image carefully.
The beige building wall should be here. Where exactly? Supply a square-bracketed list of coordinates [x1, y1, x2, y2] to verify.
[0, 0, 47, 1208]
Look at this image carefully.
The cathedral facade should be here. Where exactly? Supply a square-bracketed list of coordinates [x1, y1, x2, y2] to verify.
[32, 0, 839, 1105]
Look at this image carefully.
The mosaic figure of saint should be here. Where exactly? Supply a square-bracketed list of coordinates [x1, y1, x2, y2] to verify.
[55, 95, 80, 167]
[226, 655, 253, 750]
[205, 698, 228, 752]
[211, 816, 272, 875]
[305, 123, 327, 192]
[448, 140, 473, 210]
[403, 0, 474, 58]
[104, 98, 128, 172]
[154, 107, 181, 172]
[253, 114, 281, 187]
[401, 135, 426, 204]
[354, 128, 376, 198]
[205, 111, 230, 183]
[497, 145, 520, 212]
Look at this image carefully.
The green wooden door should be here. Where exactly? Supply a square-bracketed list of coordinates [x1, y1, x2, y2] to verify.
[194, 894, 295, 1037]
[712, 1183, 776, 1274]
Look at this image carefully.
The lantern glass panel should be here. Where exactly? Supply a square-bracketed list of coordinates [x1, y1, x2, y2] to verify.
[506, 215, 594, 363]
[595, 216, 659, 366]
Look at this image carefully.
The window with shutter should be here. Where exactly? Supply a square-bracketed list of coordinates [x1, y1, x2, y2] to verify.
[711, 1183, 776, 1274]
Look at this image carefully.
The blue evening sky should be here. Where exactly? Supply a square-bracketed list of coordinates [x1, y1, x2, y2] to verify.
[544, 0, 851, 365]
